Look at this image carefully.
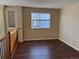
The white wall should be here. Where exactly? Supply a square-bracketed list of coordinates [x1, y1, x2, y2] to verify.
[0, 6, 5, 39]
[16, 7, 23, 42]
[59, 2, 79, 51]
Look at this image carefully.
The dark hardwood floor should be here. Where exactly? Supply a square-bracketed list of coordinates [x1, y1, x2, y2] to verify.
[13, 39, 79, 59]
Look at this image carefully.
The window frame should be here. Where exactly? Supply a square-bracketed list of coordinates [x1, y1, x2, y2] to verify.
[31, 12, 51, 29]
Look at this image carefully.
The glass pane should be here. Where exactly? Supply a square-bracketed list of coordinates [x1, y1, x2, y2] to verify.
[32, 21, 40, 27]
[8, 11, 15, 27]
[32, 21, 50, 29]
[40, 13, 50, 20]
[32, 13, 50, 21]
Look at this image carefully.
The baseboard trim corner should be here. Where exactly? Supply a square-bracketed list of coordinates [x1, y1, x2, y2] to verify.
[59, 38, 79, 52]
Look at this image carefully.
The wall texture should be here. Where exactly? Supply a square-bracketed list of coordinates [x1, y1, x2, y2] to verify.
[0, 6, 5, 39]
[59, 2, 79, 51]
[22, 7, 60, 40]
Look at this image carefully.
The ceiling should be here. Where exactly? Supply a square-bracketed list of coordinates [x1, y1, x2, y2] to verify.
[0, 0, 79, 8]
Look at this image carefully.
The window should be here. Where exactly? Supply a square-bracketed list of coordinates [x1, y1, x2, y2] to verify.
[8, 11, 15, 27]
[31, 12, 51, 29]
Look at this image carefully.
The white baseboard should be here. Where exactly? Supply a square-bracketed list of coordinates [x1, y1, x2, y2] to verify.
[24, 38, 58, 41]
[59, 38, 79, 52]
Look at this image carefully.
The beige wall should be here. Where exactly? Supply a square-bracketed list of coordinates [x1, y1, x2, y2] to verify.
[0, 6, 5, 39]
[59, 2, 79, 51]
[23, 7, 60, 40]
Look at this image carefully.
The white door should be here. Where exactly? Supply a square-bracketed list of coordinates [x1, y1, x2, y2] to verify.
[5, 6, 23, 42]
